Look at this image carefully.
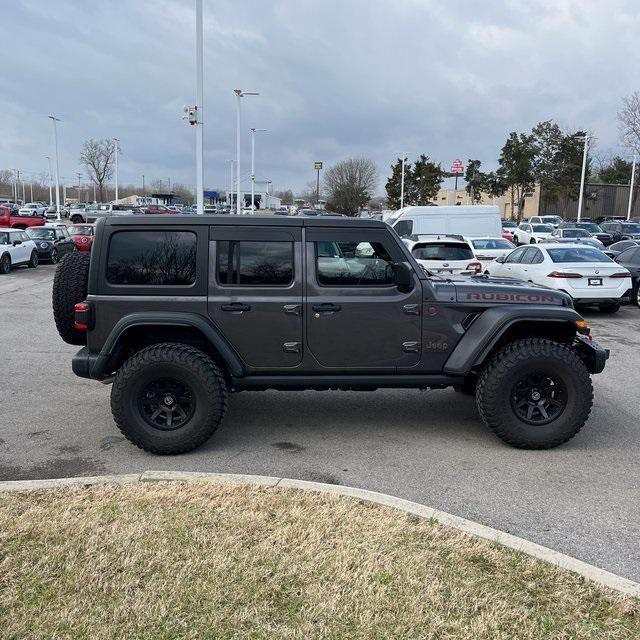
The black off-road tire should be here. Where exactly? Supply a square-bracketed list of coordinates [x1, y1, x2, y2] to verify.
[28, 251, 38, 268]
[52, 251, 90, 345]
[0, 254, 11, 274]
[476, 338, 593, 449]
[598, 302, 620, 314]
[110, 343, 228, 455]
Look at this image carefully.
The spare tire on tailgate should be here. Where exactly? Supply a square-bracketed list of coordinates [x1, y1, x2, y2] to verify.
[52, 252, 90, 345]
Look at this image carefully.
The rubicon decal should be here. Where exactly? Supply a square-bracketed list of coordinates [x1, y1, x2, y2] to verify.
[465, 292, 557, 303]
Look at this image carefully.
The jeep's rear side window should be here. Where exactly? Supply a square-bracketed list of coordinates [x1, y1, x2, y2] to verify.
[106, 231, 197, 285]
[315, 240, 395, 286]
[217, 241, 293, 286]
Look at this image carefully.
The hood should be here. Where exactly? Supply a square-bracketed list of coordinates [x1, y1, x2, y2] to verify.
[446, 274, 571, 306]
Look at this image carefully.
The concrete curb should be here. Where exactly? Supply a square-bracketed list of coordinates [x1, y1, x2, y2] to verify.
[0, 470, 638, 598]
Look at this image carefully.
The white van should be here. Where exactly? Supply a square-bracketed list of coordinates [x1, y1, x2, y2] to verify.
[388, 205, 502, 238]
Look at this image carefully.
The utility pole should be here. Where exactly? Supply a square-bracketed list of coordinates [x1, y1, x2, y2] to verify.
[113, 138, 120, 202]
[22, 181, 25, 203]
[30, 182, 33, 202]
[576, 134, 589, 222]
[48, 115, 62, 220]
[627, 154, 637, 221]
[45, 157, 53, 205]
[142, 174, 145, 196]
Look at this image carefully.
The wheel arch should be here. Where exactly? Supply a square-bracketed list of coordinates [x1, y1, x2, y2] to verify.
[95, 312, 245, 380]
[443, 306, 583, 376]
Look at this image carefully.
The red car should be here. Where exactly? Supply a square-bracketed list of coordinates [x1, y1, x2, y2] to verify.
[502, 229, 514, 243]
[0, 205, 45, 230]
[68, 224, 95, 252]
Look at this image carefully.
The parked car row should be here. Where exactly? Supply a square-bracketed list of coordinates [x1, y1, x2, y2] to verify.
[0, 223, 95, 274]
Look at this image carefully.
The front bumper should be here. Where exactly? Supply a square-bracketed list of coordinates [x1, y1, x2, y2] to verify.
[574, 335, 609, 374]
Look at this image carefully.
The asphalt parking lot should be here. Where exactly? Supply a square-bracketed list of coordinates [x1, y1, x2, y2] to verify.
[2, 263, 639, 581]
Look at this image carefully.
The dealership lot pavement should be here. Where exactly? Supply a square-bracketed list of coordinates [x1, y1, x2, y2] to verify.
[1, 265, 639, 581]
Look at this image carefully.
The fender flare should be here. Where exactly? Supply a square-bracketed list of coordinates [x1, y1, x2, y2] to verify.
[443, 305, 583, 376]
[90, 312, 245, 378]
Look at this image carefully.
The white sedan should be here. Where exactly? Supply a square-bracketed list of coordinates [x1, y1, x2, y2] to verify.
[466, 237, 516, 267]
[18, 202, 46, 217]
[513, 222, 554, 245]
[487, 243, 632, 312]
[0, 228, 39, 273]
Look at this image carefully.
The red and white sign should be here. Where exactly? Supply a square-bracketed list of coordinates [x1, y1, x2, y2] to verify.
[450, 159, 464, 174]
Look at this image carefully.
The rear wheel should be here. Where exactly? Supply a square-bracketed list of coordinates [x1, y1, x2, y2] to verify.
[633, 282, 640, 308]
[513, 235, 519, 245]
[476, 338, 592, 449]
[110, 343, 228, 455]
[0, 254, 10, 274]
[28, 251, 38, 268]
[530, 238, 536, 244]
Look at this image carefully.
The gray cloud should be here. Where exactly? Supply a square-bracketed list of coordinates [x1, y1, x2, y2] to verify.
[2, 0, 640, 195]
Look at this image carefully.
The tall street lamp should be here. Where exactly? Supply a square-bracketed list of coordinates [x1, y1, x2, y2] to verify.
[234, 89, 259, 215]
[48, 115, 62, 220]
[44, 156, 53, 206]
[250, 127, 267, 211]
[228, 160, 235, 206]
[400, 153, 407, 209]
[627, 154, 637, 221]
[113, 138, 120, 202]
[576, 134, 590, 222]
[194, 0, 204, 214]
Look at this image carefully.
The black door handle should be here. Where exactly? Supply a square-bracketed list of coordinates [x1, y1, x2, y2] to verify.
[312, 303, 342, 313]
[221, 303, 251, 312]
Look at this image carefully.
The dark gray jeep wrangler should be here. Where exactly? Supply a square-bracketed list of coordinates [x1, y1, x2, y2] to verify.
[52, 215, 608, 454]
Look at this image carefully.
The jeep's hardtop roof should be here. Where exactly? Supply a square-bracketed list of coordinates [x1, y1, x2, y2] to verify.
[101, 214, 389, 229]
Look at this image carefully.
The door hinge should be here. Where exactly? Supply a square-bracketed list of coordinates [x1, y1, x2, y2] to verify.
[283, 342, 301, 353]
[403, 304, 420, 315]
[283, 304, 302, 316]
[402, 341, 420, 353]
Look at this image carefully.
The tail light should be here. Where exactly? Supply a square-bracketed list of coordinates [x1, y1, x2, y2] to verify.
[74, 301, 92, 331]
[609, 272, 631, 278]
[547, 271, 583, 278]
[466, 261, 482, 274]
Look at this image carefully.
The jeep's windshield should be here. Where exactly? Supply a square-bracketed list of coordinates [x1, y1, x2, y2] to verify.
[547, 248, 612, 263]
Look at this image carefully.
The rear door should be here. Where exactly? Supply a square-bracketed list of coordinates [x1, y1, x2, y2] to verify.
[208, 226, 303, 369]
[305, 227, 422, 370]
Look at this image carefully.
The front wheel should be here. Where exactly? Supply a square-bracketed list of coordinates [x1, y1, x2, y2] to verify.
[0, 254, 11, 274]
[28, 251, 38, 268]
[633, 282, 640, 308]
[530, 238, 536, 244]
[50, 248, 59, 264]
[110, 343, 228, 455]
[476, 338, 592, 449]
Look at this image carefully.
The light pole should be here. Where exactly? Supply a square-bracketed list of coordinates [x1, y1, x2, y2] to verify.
[228, 160, 235, 206]
[77, 172, 83, 204]
[194, 0, 204, 214]
[30, 182, 33, 202]
[45, 156, 53, 205]
[250, 127, 266, 211]
[576, 134, 590, 222]
[48, 115, 62, 220]
[400, 153, 407, 209]
[234, 89, 259, 215]
[142, 174, 145, 196]
[627, 154, 637, 221]
[113, 138, 120, 202]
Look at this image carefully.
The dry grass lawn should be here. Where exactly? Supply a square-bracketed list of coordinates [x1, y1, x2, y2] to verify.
[0, 482, 638, 639]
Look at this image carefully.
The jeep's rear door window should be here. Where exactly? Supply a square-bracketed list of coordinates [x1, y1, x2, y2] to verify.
[315, 240, 395, 286]
[217, 241, 293, 286]
[106, 231, 197, 285]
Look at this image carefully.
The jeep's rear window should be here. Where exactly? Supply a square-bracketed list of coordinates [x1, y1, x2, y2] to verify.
[106, 231, 197, 285]
[217, 241, 293, 286]
[411, 242, 473, 261]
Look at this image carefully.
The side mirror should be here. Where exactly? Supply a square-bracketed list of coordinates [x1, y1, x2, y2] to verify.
[495, 256, 506, 263]
[391, 262, 414, 293]
[13, 240, 22, 246]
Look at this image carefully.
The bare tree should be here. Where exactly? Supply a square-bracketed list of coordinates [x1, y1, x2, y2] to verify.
[324, 158, 377, 216]
[618, 92, 640, 154]
[80, 138, 116, 202]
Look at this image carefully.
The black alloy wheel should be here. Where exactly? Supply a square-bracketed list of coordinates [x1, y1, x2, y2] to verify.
[510, 372, 567, 425]
[138, 377, 195, 431]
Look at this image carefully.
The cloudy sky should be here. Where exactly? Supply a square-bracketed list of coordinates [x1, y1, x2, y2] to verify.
[2, 0, 640, 196]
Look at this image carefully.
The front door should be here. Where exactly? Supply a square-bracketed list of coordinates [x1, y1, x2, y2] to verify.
[305, 228, 422, 370]
[208, 226, 303, 369]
